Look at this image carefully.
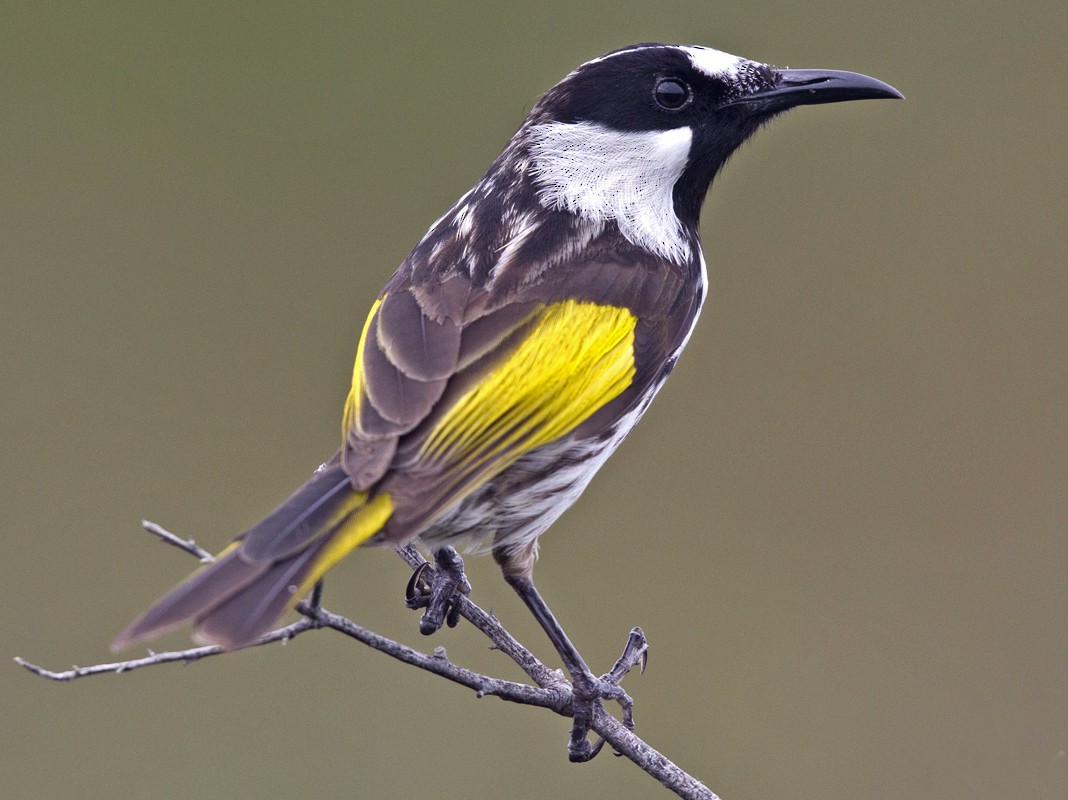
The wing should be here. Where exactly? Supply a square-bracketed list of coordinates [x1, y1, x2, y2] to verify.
[341, 248, 703, 543]
[113, 244, 702, 652]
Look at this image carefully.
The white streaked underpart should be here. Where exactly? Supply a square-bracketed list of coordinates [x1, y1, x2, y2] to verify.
[527, 121, 693, 264]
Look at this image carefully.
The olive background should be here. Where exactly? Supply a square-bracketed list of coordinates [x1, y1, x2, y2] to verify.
[3, 3, 1065, 799]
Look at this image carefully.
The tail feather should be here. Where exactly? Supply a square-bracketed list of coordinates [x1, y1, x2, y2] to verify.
[239, 461, 356, 561]
[193, 491, 394, 649]
[192, 538, 329, 649]
[112, 458, 394, 652]
[110, 545, 265, 651]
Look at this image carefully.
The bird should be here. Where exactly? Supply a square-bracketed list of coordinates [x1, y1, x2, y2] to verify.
[113, 42, 901, 759]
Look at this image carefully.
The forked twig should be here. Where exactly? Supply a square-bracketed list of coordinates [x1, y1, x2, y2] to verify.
[14, 521, 720, 800]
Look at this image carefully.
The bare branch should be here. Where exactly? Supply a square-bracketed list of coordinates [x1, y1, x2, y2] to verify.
[140, 519, 214, 562]
[13, 617, 313, 680]
[13, 521, 721, 800]
[296, 601, 566, 709]
[592, 710, 721, 800]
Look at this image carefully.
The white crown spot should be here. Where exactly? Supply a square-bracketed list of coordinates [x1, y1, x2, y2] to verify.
[681, 46, 743, 79]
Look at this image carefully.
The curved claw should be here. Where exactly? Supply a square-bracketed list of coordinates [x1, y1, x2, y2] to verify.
[567, 628, 647, 760]
[404, 547, 471, 635]
[500, 574, 646, 762]
[404, 562, 432, 605]
[604, 626, 648, 684]
[569, 733, 606, 762]
[567, 670, 639, 761]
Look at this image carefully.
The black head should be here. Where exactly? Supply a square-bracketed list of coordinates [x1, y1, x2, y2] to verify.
[525, 43, 902, 235]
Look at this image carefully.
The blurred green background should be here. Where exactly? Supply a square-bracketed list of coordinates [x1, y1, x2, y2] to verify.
[3, 2, 1066, 798]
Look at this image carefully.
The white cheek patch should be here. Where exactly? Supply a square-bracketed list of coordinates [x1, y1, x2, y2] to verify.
[528, 121, 693, 264]
[682, 45, 743, 79]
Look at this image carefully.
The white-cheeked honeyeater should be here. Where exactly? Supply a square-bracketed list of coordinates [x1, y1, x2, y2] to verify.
[114, 43, 901, 759]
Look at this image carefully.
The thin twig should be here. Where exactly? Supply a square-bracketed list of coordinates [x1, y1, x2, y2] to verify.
[14, 617, 313, 680]
[141, 519, 214, 562]
[14, 521, 720, 800]
[296, 601, 566, 709]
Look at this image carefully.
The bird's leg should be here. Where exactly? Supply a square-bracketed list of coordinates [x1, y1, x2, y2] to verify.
[504, 574, 647, 762]
[405, 546, 472, 634]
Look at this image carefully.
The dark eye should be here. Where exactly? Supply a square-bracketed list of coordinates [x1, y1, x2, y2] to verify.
[653, 78, 691, 111]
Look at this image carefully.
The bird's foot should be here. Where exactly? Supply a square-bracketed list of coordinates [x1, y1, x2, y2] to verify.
[567, 626, 648, 762]
[405, 546, 472, 634]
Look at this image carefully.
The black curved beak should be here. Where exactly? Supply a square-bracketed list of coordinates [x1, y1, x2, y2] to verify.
[727, 68, 904, 110]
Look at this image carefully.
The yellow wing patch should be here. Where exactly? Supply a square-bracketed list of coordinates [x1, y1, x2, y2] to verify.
[422, 299, 637, 477]
[342, 295, 384, 441]
[293, 491, 394, 600]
